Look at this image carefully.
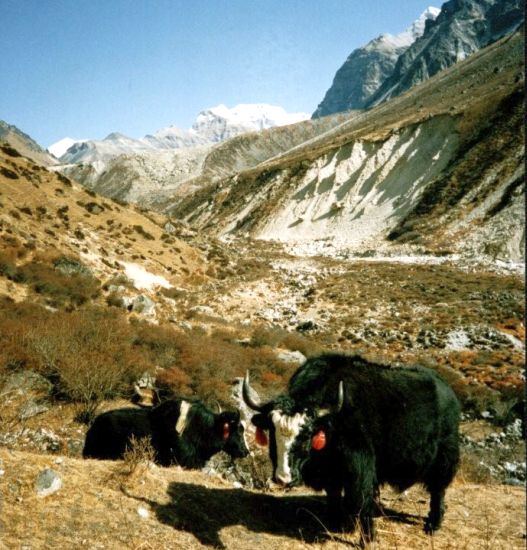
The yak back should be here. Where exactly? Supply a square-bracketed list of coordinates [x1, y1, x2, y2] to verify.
[83, 407, 152, 460]
[289, 353, 460, 486]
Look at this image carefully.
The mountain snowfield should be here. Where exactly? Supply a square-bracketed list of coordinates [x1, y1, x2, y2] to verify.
[47, 137, 87, 159]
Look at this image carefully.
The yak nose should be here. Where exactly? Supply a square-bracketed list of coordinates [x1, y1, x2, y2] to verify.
[275, 472, 292, 486]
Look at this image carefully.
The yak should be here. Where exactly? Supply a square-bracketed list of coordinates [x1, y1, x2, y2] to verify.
[83, 397, 249, 468]
[243, 353, 460, 541]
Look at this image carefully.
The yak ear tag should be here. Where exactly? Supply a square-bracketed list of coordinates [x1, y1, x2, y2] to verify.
[255, 426, 268, 446]
[311, 430, 326, 451]
[223, 422, 230, 440]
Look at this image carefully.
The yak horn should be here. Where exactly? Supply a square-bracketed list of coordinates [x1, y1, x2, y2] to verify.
[215, 401, 223, 413]
[336, 380, 344, 413]
[242, 371, 264, 411]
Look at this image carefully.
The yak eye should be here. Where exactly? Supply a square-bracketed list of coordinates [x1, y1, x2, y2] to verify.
[255, 426, 268, 446]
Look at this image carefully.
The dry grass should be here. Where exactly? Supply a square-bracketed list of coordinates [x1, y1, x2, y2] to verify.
[0, 448, 524, 549]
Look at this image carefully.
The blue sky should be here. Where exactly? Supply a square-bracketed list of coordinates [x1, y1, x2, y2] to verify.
[1, 0, 438, 147]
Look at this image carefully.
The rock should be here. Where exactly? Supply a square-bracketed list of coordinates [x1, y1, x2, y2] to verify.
[189, 305, 215, 317]
[35, 468, 62, 497]
[53, 256, 92, 277]
[137, 506, 149, 519]
[31, 428, 61, 452]
[276, 349, 307, 365]
[19, 400, 50, 420]
[163, 222, 177, 234]
[4, 371, 52, 395]
[131, 294, 156, 316]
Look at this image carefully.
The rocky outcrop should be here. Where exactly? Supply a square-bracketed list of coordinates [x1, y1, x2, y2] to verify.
[313, 7, 440, 117]
[367, 0, 524, 106]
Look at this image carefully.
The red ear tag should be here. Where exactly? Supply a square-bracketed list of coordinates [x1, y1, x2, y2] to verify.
[255, 426, 268, 446]
[311, 430, 326, 451]
[223, 422, 230, 440]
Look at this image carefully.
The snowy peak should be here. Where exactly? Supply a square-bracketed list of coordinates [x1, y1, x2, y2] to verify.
[47, 137, 87, 159]
[53, 104, 309, 164]
[371, 6, 441, 51]
[313, 6, 440, 117]
[192, 104, 309, 142]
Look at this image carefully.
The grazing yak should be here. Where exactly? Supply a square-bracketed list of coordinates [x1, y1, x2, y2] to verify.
[243, 353, 460, 541]
[83, 398, 249, 468]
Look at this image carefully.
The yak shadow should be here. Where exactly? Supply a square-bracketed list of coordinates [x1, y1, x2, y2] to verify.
[127, 483, 422, 548]
[128, 481, 337, 548]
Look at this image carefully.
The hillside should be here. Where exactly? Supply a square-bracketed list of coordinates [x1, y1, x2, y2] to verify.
[57, 112, 349, 208]
[0, 142, 205, 307]
[167, 31, 524, 263]
[0, 121, 57, 166]
[1, 448, 525, 549]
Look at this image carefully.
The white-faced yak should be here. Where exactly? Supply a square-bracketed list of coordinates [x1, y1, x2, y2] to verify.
[243, 353, 460, 542]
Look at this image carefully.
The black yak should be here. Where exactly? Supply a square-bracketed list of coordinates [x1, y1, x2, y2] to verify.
[243, 353, 460, 541]
[83, 398, 249, 468]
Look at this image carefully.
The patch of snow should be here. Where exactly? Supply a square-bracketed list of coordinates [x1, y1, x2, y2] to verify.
[121, 262, 171, 290]
[47, 137, 87, 159]
[445, 329, 472, 351]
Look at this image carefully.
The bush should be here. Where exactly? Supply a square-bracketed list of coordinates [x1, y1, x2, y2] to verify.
[14, 257, 100, 307]
[0, 301, 151, 422]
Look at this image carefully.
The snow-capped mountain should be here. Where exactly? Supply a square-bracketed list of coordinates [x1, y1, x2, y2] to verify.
[47, 137, 87, 159]
[313, 6, 440, 117]
[52, 104, 309, 167]
[313, 0, 523, 118]
[192, 104, 309, 142]
[367, 0, 524, 107]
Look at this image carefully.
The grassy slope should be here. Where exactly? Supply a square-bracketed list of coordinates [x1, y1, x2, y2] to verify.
[0, 144, 205, 291]
[1, 448, 524, 549]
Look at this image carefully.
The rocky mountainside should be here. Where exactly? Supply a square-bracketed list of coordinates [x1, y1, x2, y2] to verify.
[0, 120, 57, 166]
[56, 112, 348, 208]
[0, 142, 205, 303]
[368, 0, 524, 107]
[312, 6, 440, 117]
[167, 31, 525, 264]
[313, 0, 523, 118]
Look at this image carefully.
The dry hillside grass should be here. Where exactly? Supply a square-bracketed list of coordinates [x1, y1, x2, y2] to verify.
[0, 448, 524, 549]
[0, 144, 205, 291]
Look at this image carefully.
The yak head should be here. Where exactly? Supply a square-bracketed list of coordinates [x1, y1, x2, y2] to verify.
[150, 399, 249, 461]
[215, 409, 250, 459]
[242, 371, 343, 486]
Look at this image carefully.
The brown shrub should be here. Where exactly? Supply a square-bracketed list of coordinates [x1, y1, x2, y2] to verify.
[14, 258, 100, 307]
[0, 301, 151, 422]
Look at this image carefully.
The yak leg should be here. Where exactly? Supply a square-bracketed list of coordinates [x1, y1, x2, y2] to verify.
[424, 436, 459, 534]
[342, 449, 377, 543]
[424, 488, 445, 534]
[325, 485, 343, 531]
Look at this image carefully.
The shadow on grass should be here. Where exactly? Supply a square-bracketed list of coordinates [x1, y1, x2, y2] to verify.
[127, 482, 421, 548]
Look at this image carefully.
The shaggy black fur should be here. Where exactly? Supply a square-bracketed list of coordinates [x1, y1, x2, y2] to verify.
[83, 398, 249, 468]
[250, 354, 460, 542]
